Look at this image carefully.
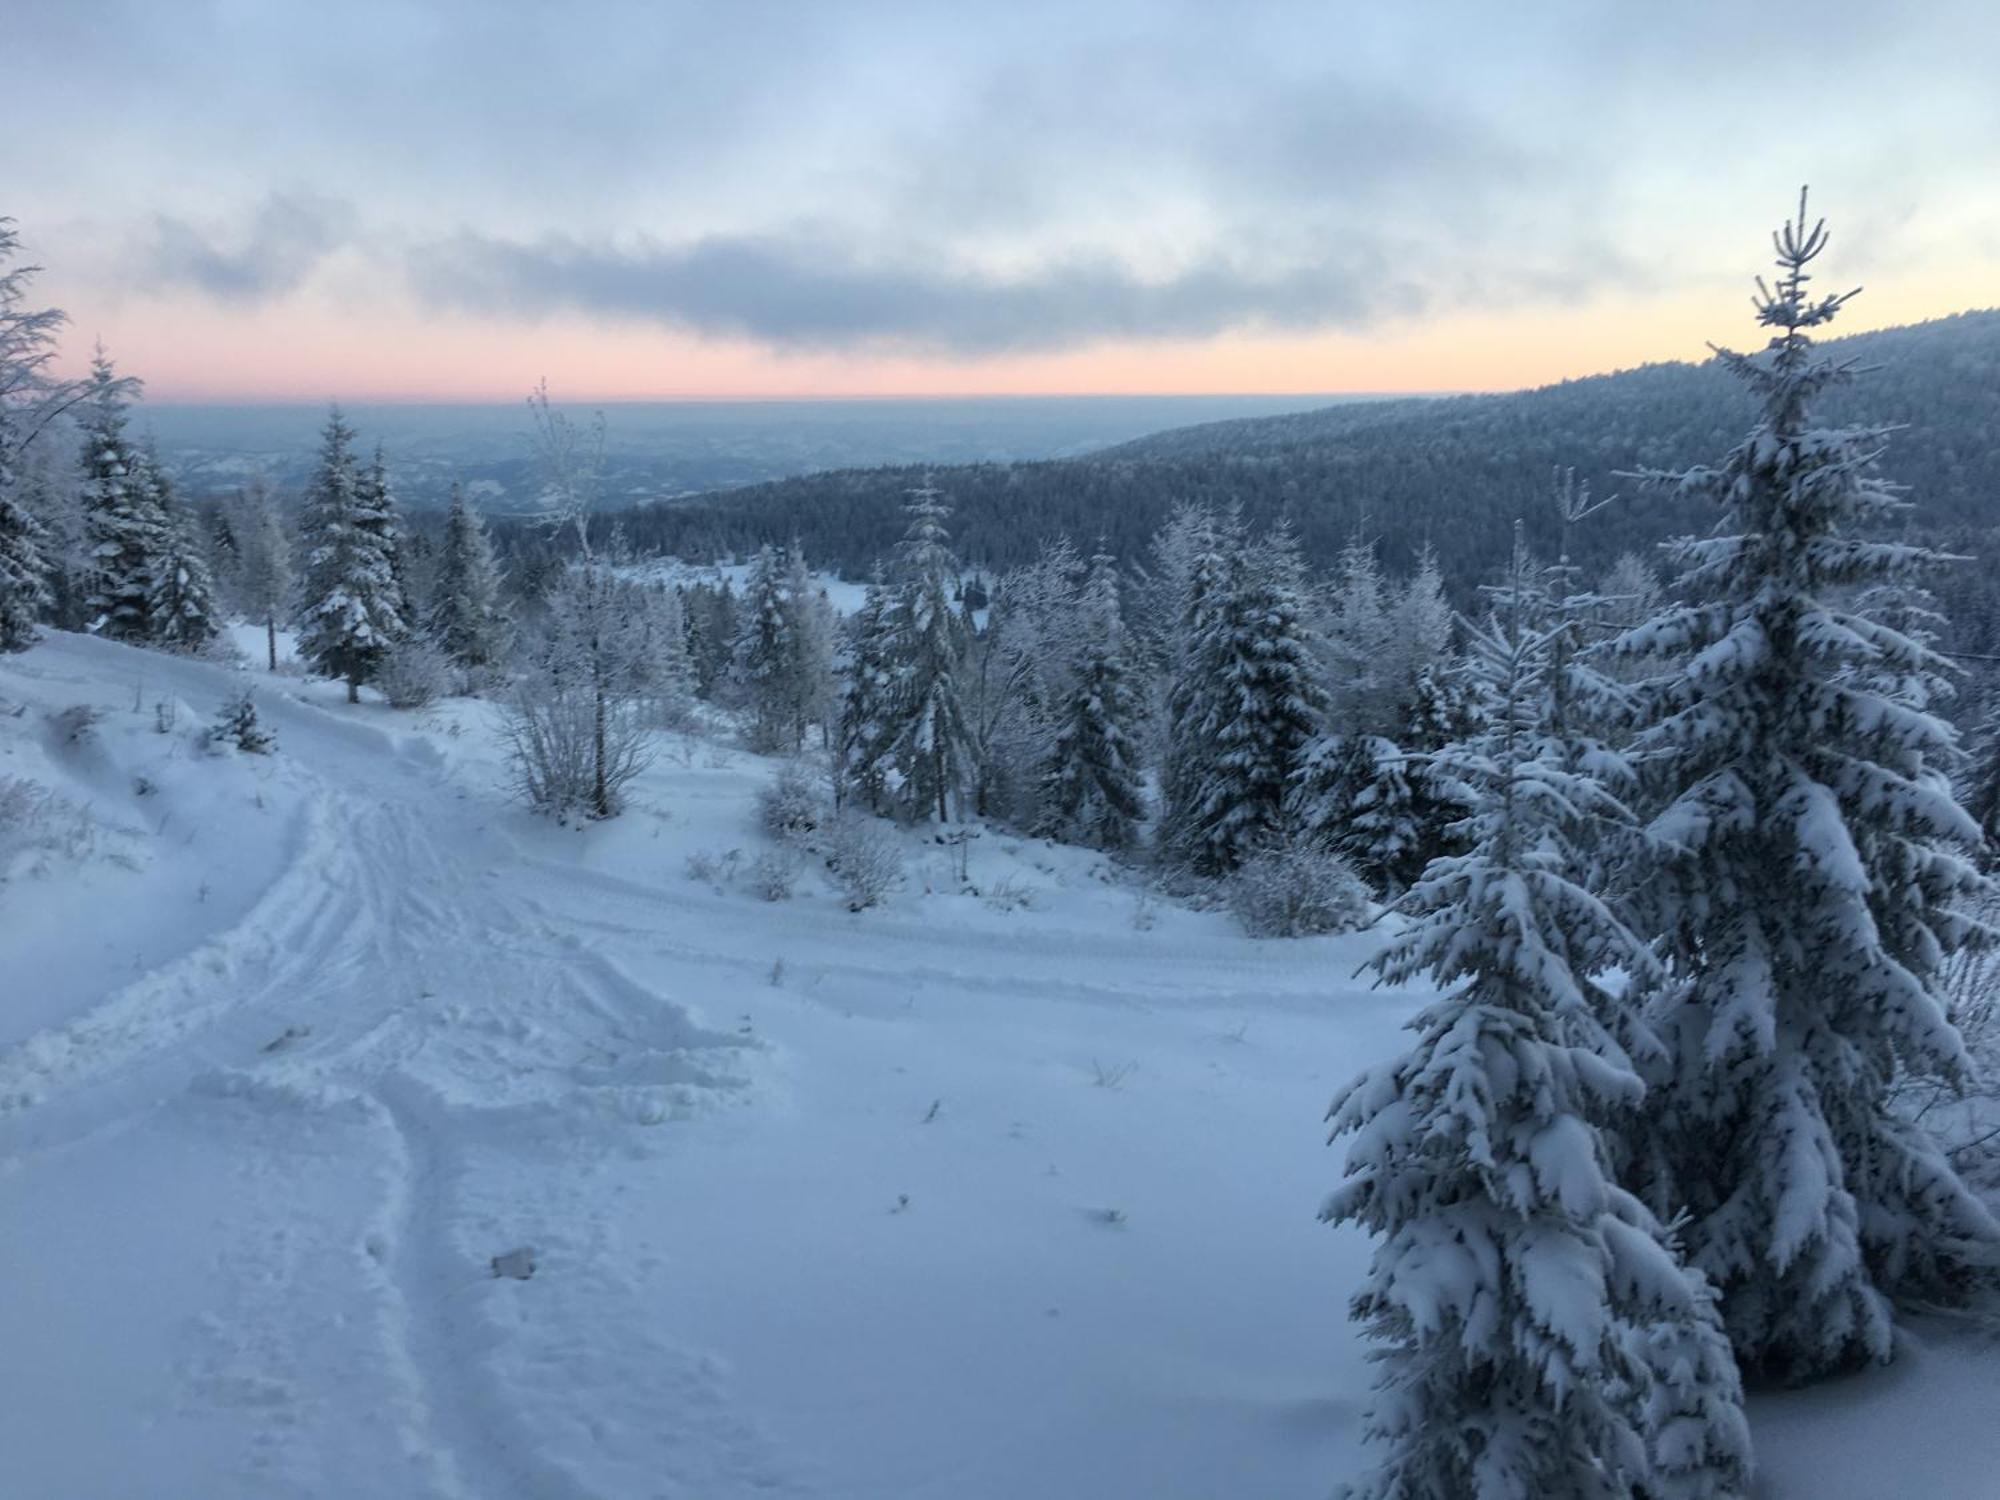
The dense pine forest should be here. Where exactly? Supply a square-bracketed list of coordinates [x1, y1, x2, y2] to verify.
[598, 308, 2000, 602]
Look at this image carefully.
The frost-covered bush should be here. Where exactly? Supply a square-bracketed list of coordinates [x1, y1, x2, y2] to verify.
[374, 638, 454, 710]
[50, 703, 102, 747]
[759, 759, 827, 844]
[208, 689, 276, 754]
[502, 674, 650, 822]
[0, 774, 99, 877]
[826, 814, 902, 912]
[684, 847, 741, 888]
[748, 847, 802, 902]
[1226, 846, 1370, 938]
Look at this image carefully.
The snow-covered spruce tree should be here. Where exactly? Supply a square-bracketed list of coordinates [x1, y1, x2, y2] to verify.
[1325, 599, 1751, 1500]
[781, 542, 836, 751]
[427, 482, 506, 681]
[231, 476, 292, 672]
[1157, 506, 1234, 864]
[880, 483, 975, 823]
[1178, 523, 1322, 874]
[1293, 538, 1461, 894]
[141, 453, 220, 653]
[296, 408, 405, 701]
[1038, 551, 1146, 851]
[357, 442, 415, 629]
[1613, 193, 2000, 1381]
[0, 219, 75, 652]
[0, 474, 49, 652]
[210, 688, 275, 754]
[736, 543, 794, 752]
[1963, 695, 2000, 863]
[78, 349, 166, 642]
[965, 537, 1082, 826]
[1487, 503, 1636, 895]
[835, 571, 897, 813]
[632, 581, 694, 726]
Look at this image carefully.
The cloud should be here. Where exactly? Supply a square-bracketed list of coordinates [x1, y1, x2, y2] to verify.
[141, 193, 355, 302]
[405, 225, 1638, 355]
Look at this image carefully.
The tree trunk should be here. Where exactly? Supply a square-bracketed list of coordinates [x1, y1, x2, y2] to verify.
[347, 675, 359, 704]
[593, 682, 609, 818]
[266, 614, 278, 673]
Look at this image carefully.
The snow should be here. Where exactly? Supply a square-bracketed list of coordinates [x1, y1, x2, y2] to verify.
[619, 556, 874, 617]
[2, 630, 1996, 1498]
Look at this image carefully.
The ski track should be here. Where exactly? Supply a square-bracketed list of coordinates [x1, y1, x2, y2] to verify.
[1, 651, 765, 1500]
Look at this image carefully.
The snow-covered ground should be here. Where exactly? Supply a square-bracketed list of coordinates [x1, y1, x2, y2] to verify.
[3, 631, 1996, 1498]
[617, 557, 875, 617]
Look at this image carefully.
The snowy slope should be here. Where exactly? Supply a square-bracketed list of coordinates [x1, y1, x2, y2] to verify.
[3, 631, 1996, 1499]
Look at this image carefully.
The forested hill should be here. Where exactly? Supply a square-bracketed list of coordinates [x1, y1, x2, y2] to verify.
[602, 308, 2000, 587]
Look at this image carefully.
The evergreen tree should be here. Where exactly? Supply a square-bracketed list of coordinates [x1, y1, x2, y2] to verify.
[79, 349, 166, 642]
[836, 571, 897, 813]
[1158, 507, 1233, 863]
[963, 538, 1082, 826]
[0, 219, 71, 652]
[1324, 535, 1397, 734]
[0, 476, 50, 652]
[1179, 524, 1323, 873]
[1963, 695, 2000, 865]
[1038, 552, 1146, 850]
[736, 543, 794, 752]
[296, 408, 404, 701]
[232, 476, 293, 672]
[781, 542, 836, 751]
[880, 483, 975, 823]
[1326, 596, 1751, 1500]
[637, 581, 694, 723]
[427, 482, 506, 678]
[142, 452, 220, 652]
[355, 442, 414, 633]
[1613, 194, 2000, 1381]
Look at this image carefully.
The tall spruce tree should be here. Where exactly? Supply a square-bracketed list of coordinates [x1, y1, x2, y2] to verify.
[79, 350, 166, 642]
[736, 543, 794, 752]
[357, 442, 414, 629]
[836, 571, 897, 813]
[428, 482, 506, 678]
[880, 483, 974, 823]
[1179, 523, 1322, 873]
[781, 543, 835, 752]
[0, 219, 70, 652]
[1038, 551, 1146, 851]
[142, 452, 220, 652]
[0, 476, 50, 652]
[232, 476, 292, 672]
[297, 408, 404, 701]
[1157, 507, 1233, 864]
[1613, 193, 2000, 1381]
[1326, 589, 1751, 1500]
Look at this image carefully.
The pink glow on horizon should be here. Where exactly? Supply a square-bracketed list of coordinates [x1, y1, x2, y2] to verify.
[44, 268, 1999, 405]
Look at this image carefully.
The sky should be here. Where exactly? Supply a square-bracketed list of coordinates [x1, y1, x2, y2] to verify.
[8, 0, 1999, 402]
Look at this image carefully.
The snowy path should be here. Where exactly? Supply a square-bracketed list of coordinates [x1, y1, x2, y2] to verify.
[6, 632, 2000, 1498]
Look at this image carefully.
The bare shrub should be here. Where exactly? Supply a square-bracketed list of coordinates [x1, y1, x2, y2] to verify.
[1226, 846, 1371, 938]
[0, 774, 99, 876]
[981, 874, 1037, 913]
[50, 703, 102, 746]
[759, 758, 827, 844]
[375, 639, 454, 710]
[501, 676, 650, 822]
[684, 847, 741, 888]
[826, 814, 902, 912]
[748, 847, 802, 902]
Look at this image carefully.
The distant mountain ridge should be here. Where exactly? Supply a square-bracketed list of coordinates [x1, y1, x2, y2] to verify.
[604, 309, 2000, 593]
